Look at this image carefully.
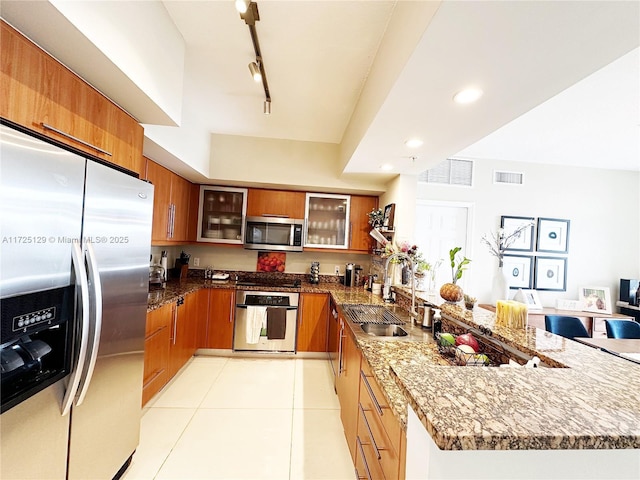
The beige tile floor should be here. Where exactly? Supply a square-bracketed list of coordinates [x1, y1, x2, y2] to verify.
[122, 356, 355, 480]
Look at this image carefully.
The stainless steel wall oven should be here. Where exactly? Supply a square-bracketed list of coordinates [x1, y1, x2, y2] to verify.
[234, 290, 298, 352]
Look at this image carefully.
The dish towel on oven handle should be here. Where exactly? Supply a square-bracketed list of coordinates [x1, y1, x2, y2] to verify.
[266, 307, 287, 340]
[246, 306, 267, 344]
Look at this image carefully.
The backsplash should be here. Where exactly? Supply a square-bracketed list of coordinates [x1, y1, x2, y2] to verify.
[151, 244, 371, 278]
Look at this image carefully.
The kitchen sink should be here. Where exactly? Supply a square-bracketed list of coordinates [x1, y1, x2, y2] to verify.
[342, 304, 407, 325]
[360, 323, 408, 337]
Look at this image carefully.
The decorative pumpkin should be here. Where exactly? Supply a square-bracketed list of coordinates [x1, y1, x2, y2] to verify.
[440, 282, 463, 302]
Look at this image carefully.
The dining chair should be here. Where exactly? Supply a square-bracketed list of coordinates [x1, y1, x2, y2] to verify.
[604, 319, 640, 339]
[544, 315, 589, 339]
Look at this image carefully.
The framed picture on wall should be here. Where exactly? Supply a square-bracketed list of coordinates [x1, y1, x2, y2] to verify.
[502, 254, 533, 289]
[500, 216, 535, 252]
[383, 203, 395, 229]
[579, 286, 612, 315]
[537, 218, 570, 253]
[534, 256, 567, 291]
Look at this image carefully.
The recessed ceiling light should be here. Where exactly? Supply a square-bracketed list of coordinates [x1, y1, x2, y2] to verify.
[380, 164, 393, 171]
[453, 88, 483, 104]
[404, 138, 423, 148]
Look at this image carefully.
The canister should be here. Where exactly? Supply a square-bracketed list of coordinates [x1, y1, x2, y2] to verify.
[354, 265, 363, 287]
[344, 263, 355, 287]
[422, 304, 433, 328]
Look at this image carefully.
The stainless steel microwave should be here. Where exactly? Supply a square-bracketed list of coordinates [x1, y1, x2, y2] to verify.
[244, 216, 304, 252]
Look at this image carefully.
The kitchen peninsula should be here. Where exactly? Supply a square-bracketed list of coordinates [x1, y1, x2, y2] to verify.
[148, 276, 640, 480]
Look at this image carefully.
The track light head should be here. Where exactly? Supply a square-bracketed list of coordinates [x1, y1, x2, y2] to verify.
[239, 1, 260, 25]
[248, 61, 262, 82]
[263, 100, 271, 115]
[235, 0, 249, 14]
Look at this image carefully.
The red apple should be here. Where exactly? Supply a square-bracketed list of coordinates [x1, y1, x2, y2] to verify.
[455, 333, 479, 353]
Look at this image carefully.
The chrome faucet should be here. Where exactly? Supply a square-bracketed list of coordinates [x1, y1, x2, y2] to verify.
[383, 252, 419, 322]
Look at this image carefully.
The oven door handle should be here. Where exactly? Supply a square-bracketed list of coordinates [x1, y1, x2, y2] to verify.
[236, 305, 297, 310]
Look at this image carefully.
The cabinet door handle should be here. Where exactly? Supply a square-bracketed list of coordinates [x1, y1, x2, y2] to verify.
[172, 302, 179, 345]
[349, 221, 353, 248]
[42, 123, 112, 156]
[360, 370, 384, 416]
[359, 403, 383, 460]
[338, 326, 345, 375]
[356, 436, 373, 480]
[169, 204, 176, 238]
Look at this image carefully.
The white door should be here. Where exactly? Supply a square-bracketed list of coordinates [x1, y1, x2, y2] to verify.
[414, 201, 474, 290]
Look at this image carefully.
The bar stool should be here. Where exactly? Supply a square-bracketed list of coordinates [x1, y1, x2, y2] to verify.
[544, 315, 589, 339]
[604, 319, 640, 339]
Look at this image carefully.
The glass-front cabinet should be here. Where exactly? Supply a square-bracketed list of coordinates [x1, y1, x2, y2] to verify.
[197, 186, 247, 243]
[305, 193, 350, 249]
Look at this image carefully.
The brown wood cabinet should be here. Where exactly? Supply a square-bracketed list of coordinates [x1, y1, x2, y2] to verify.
[246, 188, 306, 219]
[336, 320, 362, 462]
[167, 293, 198, 379]
[195, 289, 210, 348]
[144, 158, 192, 244]
[206, 288, 235, 349]
[142, 304, 172, 406]
[357, 359, 405, 480]
[297, 293, 329, 352]
[0, 21, 144, 176]
[143, 289, 210, 406]
[349, 195, 378, 253]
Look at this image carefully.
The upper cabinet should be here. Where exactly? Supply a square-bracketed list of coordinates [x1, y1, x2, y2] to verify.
[246, 188, 306, 219]
[0, 22, 144, 177]
[305, 193, 350, 249]
[145, 158, 191, 244]
[349, 195, 378, 253]
[197, 186, 247, 244]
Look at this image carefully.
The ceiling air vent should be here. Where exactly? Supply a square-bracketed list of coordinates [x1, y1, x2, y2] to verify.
[493, 170, 524, 185]
[418, 158, 473, 187]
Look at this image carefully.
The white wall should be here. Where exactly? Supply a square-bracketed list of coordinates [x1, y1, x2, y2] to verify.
[209, 134, 387, 194]
[151, 245, 370, 278]
[380, 174, 418, 244]
[50, 0, 185, 125]
[416, 158, 640, 306]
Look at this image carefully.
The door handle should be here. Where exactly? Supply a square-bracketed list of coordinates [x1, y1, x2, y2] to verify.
[75, 241, 103, 406]
[338, 326, 345, 375]
[61, 242, 90, 416]
[356, 436, 373, 480]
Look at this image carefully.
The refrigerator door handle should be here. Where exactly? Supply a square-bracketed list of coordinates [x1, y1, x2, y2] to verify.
[61, 242, 91, 416]
[75, 241, 103, 406]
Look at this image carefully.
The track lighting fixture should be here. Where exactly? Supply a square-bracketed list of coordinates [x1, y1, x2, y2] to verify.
[248, 61, 262, 82]
[238, 2, 271, 113]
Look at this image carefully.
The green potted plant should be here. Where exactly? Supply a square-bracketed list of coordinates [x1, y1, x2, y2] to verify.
[439, 247, 471, 302]
[464, 293, 477, 310]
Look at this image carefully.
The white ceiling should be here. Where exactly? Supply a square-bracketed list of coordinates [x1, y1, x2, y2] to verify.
[2, 1, 639, 183]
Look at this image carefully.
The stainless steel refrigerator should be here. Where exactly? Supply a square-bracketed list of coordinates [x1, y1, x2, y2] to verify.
[0, 122, 154, 479]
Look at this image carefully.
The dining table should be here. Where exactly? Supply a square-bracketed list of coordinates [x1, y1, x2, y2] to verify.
[574, 337, 640, 363]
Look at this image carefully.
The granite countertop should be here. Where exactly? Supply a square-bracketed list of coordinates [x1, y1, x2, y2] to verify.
[147, 278, 640, 451]
[387, 303, 640, 451]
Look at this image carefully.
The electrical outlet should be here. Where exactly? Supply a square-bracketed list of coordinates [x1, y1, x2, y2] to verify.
[334, 265, 340, 275]
[193, 257, 200, 267]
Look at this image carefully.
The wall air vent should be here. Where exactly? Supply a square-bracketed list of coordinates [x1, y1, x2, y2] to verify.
[493, 170, 524, 185]
[418, 158, 473, 187]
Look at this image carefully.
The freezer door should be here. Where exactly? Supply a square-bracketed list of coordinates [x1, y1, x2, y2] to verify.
[66, 161, 153, 480]
[0, 124, 85, 298]
[0, 382, 69, 480]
